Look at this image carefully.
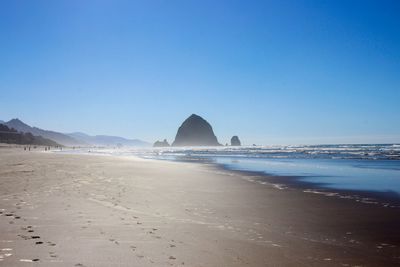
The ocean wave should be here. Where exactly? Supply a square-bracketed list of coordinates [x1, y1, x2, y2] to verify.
[141, 144, 400, 161]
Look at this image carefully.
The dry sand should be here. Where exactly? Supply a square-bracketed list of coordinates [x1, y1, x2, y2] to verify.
[0, 147, 399, 266]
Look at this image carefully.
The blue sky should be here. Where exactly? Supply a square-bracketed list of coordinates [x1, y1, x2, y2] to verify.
[0, 0, 399, 145]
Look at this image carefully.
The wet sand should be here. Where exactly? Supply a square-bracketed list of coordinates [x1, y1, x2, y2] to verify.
[0, 147, 400, 266]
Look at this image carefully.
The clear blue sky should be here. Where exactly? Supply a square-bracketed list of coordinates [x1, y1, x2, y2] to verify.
[0, 0, 399, 145]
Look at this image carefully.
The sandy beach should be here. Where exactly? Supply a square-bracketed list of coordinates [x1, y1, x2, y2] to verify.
[0, 147, 399, 267]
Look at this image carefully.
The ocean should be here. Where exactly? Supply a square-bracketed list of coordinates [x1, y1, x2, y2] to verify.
[60, 144, 400, 201]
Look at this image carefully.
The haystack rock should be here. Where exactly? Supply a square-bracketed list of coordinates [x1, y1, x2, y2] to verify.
[231, 136, 241, 146]
[172, 114, 221, 146]
[153, 139, 170, 147]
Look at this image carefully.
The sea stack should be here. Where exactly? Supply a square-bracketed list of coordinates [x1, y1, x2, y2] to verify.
[153, 139, 170, 147]
[230, 136, 241, 146]
[172, 114, 220, 146]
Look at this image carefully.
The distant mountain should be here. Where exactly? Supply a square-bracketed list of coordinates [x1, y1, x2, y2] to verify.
[4, 119, 84, 146]
[67, 132, 150, 147]
[0, 124, 60, 146]
[2, 118, 149, 147]
[0, 120, 4, 124]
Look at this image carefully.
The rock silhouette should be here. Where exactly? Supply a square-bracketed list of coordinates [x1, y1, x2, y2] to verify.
[153, 139, 170, 147]
[230, 136, 241, 146]
[172, 114, 220, 146]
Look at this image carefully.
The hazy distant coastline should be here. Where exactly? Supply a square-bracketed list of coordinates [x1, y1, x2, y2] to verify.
[0, 118, 150, 147]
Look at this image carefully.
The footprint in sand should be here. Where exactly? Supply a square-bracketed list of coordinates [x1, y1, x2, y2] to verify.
[18, 234, 30, 240]
[24, 226, 34, 233]
[20, 259, 40, 262]
[108, 238, 119, 245]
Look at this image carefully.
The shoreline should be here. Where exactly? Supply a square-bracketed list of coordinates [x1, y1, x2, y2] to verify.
[134, 154, 400, 208]
[1, 148, 400, 266]
[217, 167, 400, 208]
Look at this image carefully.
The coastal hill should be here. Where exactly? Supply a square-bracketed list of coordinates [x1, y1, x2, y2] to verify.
[172, 114, 221, 146]
[1, 119, 149, 147]
[4, 119, 83, 146]
[67, 132, 150, 147]
[0, 124, 60, 146]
